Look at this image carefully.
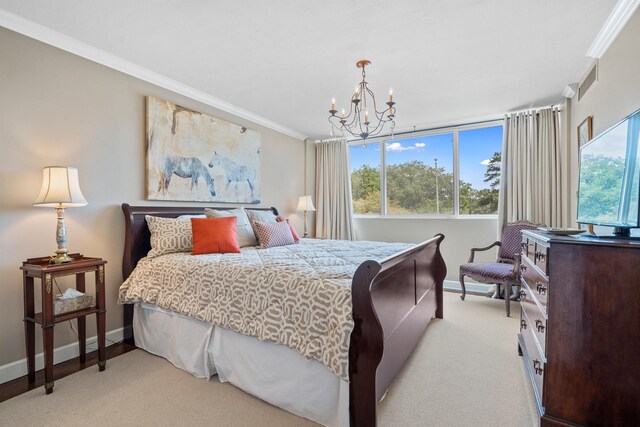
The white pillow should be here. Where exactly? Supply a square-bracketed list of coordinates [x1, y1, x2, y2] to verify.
[204, 208, 258, 247]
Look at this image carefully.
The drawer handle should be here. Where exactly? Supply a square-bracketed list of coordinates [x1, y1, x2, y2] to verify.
[535, 319, 545, 333]
[519, 290, 527, 301]
[536, 282, 547, 296]
[520, 319, 527, 330]
[533, 359, 544, 375]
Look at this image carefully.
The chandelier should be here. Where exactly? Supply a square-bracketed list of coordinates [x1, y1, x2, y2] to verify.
[328, 59, 396, 140]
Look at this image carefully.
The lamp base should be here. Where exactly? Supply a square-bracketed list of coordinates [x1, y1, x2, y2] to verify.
[50, 252, 73, 264]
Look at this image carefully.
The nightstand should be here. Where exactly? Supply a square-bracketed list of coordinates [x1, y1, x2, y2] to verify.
[20, 254, 107, 394]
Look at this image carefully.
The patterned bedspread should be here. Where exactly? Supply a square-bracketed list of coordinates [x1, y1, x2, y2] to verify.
[118, 238, 413, 380]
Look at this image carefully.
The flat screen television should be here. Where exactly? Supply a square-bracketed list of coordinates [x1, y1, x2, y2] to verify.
[577, 108, 640, 237]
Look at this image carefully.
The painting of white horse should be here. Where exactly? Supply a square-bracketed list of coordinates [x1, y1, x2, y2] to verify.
[146, 96, 261, 203]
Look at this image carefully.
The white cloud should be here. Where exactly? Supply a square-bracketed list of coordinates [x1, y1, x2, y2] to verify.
[386, 142, 415, 151]
[415, 142, 426, 148]
[480, 159, 490, 165]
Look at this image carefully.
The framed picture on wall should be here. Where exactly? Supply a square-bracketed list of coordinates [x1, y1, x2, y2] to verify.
[146, 96, 262, 203]
[577, 116, 592, 147]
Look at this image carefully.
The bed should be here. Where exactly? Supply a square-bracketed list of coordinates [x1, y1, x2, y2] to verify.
[120, 203, 446, 426]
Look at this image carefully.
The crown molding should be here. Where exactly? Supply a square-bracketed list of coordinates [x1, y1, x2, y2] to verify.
[0, 9, 307, 141]
[586, 0, 640, 58]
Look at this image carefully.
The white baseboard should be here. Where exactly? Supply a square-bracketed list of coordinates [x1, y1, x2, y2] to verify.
[0, 327, 124, 385]
[444, 279, 491, 295]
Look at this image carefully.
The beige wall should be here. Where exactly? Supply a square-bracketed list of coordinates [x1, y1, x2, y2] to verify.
[0, 28, 305, 371]
[354, 217, 498, 282]
[569, 9, 640, 228]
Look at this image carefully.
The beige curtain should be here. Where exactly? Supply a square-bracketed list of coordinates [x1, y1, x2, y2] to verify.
[498, 107, 565, 230]
[315, 139, 356, 240]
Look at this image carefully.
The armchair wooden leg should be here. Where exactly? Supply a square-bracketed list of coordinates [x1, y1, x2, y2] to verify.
[459, 273, 467, 301]
[505, 285, 511, 317]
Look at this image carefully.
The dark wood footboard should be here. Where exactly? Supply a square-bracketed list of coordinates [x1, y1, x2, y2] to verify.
[121, 204, 446, 426]
[349, 234, 446, 426]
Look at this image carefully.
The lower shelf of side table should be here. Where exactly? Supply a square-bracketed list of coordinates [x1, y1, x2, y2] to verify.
[25, 307, 100, 324]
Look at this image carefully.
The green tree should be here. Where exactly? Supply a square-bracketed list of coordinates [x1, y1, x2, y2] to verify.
[461, 151, 501, 214]
[351, 154, 502, 215]
[484, 151, 502, 190]
[351, 165, 380, 201]
[386, 161, 454, 214]
[352, 190, 382, 214]
[351, 165, 381, 214]
[578, 154, 625, 221]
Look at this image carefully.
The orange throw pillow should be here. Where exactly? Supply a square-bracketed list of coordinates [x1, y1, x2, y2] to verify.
[191, 217, 240, 254]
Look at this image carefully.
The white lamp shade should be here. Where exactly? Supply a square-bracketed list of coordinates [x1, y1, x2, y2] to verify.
[33, 166, 88, 207]
[296, 195, 316, 212]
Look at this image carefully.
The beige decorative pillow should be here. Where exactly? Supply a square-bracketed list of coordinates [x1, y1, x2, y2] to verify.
[246, 209, 278, 224]
[204, 208, 258, 247]
[145, 215, 194, 258]
[246, 209, 278, 245]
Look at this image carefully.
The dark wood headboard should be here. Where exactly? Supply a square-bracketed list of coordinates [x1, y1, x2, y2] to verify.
[121, 203, 279, 280]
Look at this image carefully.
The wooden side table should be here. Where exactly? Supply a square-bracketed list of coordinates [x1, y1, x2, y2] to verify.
[20, 253, 107, 394]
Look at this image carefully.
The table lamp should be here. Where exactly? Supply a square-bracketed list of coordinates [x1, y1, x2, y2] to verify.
[296, 195, 316, 238]
[33, 166, 88, 264]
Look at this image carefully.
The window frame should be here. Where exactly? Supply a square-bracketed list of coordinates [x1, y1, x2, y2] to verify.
[350, 120, 503, 219]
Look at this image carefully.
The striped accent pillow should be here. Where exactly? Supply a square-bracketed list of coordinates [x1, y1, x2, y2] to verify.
[276, 215, 300, 243]
[253, 221, 295, 248]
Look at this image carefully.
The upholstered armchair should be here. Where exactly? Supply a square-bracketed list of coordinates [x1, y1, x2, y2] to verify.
[459, 221, 538, 317]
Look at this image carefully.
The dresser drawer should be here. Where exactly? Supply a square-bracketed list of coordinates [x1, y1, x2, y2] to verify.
[520, 285, 547, 355]
[533, 242, 549, 276]
[520, 256, 548, 312]
[520, 309, 545, 409]
[521, 235, 534, 261]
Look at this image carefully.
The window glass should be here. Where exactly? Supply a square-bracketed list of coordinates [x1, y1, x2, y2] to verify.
[350, 143, 381, 214]
[385, 134, 454, 214]
[459, 126, 503, 214]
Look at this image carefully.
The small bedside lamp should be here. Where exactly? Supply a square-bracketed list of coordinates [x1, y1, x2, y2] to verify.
[296, 195, 316, 238]
[33, 166, 88, 264]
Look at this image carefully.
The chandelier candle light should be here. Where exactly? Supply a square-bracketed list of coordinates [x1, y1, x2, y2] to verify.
[328, 59, 396, 140]
[33, 166, 88, 264]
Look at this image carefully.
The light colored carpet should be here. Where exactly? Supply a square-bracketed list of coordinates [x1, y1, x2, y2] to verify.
[0, 292, 538, 426]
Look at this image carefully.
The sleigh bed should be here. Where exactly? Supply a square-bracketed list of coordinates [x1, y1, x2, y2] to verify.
[120, 203, 446, 426]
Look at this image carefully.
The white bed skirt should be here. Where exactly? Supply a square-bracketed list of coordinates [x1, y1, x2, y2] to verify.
[133, 303, 349, 427]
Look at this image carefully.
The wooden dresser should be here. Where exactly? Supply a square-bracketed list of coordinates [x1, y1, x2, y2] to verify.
[518, 230, 640, 426]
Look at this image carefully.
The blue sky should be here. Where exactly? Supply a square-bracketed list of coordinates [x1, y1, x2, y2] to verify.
[350, 125, 503, 189]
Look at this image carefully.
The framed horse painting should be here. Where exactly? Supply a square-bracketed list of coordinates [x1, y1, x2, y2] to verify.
[146, 95, 261, 203]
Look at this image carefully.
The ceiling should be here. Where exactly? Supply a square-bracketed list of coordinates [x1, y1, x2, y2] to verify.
[0, 0, 618, 140]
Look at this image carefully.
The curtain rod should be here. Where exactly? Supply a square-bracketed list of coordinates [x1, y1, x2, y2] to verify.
[344, 117, 502, 142]
[343, 104, 564, 142]
[505, 104, 563, 117]
[317, 137, 347, 143]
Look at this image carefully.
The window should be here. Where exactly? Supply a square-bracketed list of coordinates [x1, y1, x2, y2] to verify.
[350, 143, 381, 214]
[350, 122, 503, 216]
[386, 134, 454, 214]
[459, 126, 503, 215]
